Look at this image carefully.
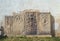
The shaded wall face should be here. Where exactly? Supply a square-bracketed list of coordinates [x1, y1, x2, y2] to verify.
[51, 16, 55, 37]
[24, 12, 37, 35]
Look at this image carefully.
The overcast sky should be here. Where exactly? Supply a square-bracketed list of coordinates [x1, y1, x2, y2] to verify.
[0, 0, 60, 29]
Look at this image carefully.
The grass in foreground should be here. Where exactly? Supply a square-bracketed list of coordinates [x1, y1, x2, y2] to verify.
[0, 36, 60, 41]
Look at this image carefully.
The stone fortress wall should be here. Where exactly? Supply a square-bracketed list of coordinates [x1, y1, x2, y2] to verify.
[4, 9, 55, 37]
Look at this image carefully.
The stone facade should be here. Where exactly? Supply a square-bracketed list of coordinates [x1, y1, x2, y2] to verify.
[4, 9, 54, 36]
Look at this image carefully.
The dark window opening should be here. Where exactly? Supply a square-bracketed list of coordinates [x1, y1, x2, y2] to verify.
[44, 19, 46, 23]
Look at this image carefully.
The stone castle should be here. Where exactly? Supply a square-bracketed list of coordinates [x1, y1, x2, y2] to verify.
[3, 9, 55, 37]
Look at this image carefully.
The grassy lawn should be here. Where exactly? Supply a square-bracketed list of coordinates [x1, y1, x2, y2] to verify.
[0, 36, 60, 41]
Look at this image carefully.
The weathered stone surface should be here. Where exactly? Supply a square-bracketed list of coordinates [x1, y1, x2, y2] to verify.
[4, 9, 54, 37]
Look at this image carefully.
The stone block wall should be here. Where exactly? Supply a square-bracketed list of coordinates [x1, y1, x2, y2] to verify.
[4, 9, 54, 37]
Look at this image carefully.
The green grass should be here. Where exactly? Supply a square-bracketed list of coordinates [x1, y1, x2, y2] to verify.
[0, 36, 60, 41]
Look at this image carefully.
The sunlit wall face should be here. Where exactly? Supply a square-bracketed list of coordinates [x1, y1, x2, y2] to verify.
[0, 0, 60, 29]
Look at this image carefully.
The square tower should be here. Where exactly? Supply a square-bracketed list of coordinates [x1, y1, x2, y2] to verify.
[37, 12, 51, 35]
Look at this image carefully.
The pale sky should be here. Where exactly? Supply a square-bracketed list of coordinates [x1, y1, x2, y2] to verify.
[0, 0, 60, 29]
